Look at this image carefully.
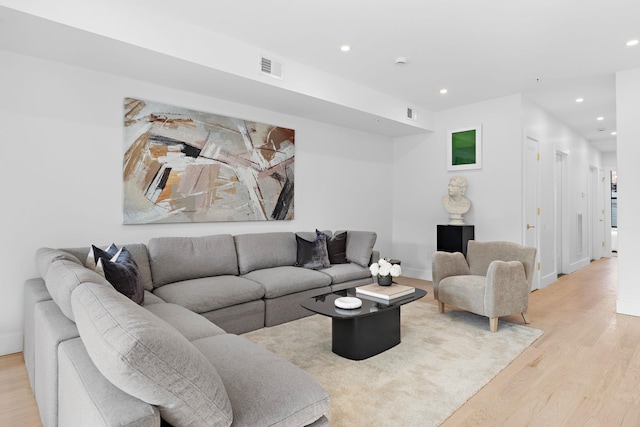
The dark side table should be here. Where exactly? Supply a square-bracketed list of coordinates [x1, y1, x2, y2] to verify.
[437, 224, 474, 257]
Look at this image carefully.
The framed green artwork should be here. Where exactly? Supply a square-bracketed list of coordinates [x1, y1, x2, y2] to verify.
[447, 124, 482, 171]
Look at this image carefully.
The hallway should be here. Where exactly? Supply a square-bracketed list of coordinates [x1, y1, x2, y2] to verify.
[442, 256, 640, 426]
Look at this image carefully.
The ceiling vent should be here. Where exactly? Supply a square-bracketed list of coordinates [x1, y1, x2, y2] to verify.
[407, 107, 417, 120]
[260, 56, 283, 79]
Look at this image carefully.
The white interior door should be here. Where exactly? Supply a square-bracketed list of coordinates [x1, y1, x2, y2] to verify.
[555, 153, 564, 274]
[590, 166, 605, 260]
[524, 136, 540, 290]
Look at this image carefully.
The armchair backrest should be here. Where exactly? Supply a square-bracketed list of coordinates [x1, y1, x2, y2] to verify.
[466, 241, 537, 287]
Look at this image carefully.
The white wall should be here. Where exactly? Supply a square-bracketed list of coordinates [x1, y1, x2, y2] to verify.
[0, 49, 394, 355]
[601, 151, 617, 255]
[392, 95, 524, 279]
[616, 67, 640, 316]
[601, 152, 617, 168]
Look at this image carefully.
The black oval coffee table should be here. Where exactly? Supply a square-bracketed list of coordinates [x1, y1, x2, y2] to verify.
[301, 287, 427, 360]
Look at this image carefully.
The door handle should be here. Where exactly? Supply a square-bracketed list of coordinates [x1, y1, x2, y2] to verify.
[527, 224, 536, 229]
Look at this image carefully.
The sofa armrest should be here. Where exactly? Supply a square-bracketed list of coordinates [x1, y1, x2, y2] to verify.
[432, 251, 470, 299]
[24, 278, 52, 392]
[484, 260, 529, 317]
[58, 338, 160, 427]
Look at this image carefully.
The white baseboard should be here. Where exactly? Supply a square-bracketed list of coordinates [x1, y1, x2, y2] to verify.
[567, 257, 591, 274]
[402, 267, 432, 281]
[617, 299, 640, 317]
[0, 332, 23, 356]
[540, 272, 557, 289]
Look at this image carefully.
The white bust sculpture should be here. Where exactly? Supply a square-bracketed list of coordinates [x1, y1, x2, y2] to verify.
[442, 176, 471, 225]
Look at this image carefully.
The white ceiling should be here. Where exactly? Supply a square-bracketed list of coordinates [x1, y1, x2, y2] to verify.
[144, 0, 639, 152]
[3, 1, 640, 152]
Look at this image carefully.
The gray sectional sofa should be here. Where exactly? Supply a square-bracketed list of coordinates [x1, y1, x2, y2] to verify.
[23, 230, 377, 427]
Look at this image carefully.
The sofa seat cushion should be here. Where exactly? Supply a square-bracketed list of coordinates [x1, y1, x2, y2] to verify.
[142, 290, 165, 306]
[152, 275, 265, 314]
[148, 235, 239, 287]
[193, 334, 330, 427]
[438, 275, 486, 315]
[71, 282, 233, 427]
[242, 266, 331, 299]
[320, 263, 371, 284]
[145, 303, 227, 341]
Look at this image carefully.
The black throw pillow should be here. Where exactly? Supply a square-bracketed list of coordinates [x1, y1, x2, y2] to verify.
[296, 231, 330, 270]
[86, 243, 118, 270]
[96, 247, 145, 305]
[327, 231, 348, 264]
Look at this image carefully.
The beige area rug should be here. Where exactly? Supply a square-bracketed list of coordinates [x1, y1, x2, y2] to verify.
[243, 301, 543, 427]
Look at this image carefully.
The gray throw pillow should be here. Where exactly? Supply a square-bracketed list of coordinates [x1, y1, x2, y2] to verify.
[296, 231, 330, 270]
[96, 247, 144, 305]
[71, 282, 233, 427]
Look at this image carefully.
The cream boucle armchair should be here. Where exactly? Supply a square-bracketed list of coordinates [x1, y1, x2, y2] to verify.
[432, 240, 537, 332]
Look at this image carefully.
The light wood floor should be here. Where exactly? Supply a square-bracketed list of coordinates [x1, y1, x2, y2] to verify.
[0, 257, 634, 426]
[0, 352, 41, 427]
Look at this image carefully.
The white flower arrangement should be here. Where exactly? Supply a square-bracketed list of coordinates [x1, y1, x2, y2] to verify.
[369, 258, 401, 278]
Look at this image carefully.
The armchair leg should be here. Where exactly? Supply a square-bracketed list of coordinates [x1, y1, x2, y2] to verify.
[438, 301, 445, 314]
[489, 317, 498, 333]
[521, 312, 530, 324]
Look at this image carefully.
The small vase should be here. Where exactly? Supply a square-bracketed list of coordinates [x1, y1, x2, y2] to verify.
[377, 275, 393, 286]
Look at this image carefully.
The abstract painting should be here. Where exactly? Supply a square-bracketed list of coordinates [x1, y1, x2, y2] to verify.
[123, 98, 294, 224]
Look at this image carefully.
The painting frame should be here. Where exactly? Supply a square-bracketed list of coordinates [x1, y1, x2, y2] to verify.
[447, 124, 482, 171]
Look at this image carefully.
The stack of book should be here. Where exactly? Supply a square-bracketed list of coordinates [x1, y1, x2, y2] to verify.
[355, 283, 415, 304]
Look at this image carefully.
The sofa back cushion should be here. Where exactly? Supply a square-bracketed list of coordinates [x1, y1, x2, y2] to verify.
[339, 231, 377, 268]
[235, 232, 296, 275]
[36, 247, 83, 279]
[71, 282, 233, 427]
[45, 259, 112, 321]
[148, 235, 238, 287]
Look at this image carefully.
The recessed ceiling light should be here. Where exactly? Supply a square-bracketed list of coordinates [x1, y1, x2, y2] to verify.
[597, 116, 604, 121]
[340, 45, 351, 52]
[440, 88, 448, 94]
[626, 39, 639, 47]
[576, 98, 584, 103]
[611, 131, 617, 135]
